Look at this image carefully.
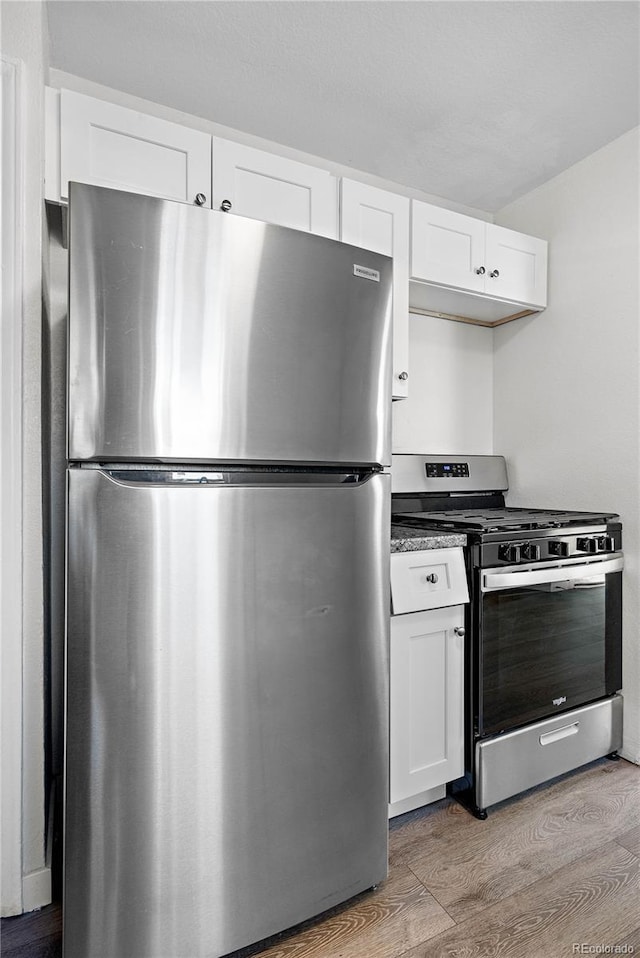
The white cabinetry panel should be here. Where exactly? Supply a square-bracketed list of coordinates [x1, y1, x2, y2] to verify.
[57, 90, 211, 206]
[484, 224, 547, 307]
[340, 179, 410, 399]
[390, 606, 465, 804]
[212, 139, 337, 238]
[411, 203, 486, 293]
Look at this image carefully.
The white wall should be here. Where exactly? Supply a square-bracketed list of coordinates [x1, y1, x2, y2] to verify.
[392, 315, 494, 454]
[493, 127, 640, 762]
[0, 0, 51, 916]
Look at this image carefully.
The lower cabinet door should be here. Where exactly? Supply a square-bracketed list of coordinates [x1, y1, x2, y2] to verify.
[390, 606, 465, 804]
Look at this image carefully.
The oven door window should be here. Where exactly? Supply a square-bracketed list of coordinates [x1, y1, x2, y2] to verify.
[479, 571, 622, 736]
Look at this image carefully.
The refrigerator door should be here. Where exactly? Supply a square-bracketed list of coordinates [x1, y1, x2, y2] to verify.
[68, 183, 392, 466]
[65, 468, 390, 958]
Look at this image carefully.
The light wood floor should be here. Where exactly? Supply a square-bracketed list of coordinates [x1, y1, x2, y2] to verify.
[3, 758, 639, 958]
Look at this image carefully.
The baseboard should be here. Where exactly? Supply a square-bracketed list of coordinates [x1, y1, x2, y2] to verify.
[22, 867, 52, 913]
[388, 784, 446, 818]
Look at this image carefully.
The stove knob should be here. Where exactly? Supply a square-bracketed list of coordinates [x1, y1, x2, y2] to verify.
[498, 544, 522, 563]
[548, 540, 570, 558]
[576, 537, 599, 553]
[596, 535, 614, 552]
[521, 542, 541, 561]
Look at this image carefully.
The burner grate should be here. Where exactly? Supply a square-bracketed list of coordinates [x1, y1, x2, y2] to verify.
[392, 507, 619, 533]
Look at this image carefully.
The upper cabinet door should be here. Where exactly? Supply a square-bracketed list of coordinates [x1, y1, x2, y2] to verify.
[58, 90, 212, 206]
[340, 179, 410, 400]
[411, 202, 486, 293]
[485, 225, 548, 308]
[212, 139, 338, 238]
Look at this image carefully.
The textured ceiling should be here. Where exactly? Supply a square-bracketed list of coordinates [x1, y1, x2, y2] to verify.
[45, 0, 640, 211]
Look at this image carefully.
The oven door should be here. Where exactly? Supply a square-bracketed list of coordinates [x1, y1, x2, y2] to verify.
[477, 554, 623, 736]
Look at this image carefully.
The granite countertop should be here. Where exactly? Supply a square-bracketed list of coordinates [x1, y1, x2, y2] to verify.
[391, 524, 467, 554]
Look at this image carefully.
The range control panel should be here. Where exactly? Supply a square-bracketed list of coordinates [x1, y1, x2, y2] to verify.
[482, 530, 622, 567]
[425, 462, 470, 478]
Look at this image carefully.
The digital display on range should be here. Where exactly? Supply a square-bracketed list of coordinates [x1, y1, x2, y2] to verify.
[425, 462, 470, 478]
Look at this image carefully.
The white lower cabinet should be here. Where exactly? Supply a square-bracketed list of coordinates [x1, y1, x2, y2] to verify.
[389, 605, 465, 815]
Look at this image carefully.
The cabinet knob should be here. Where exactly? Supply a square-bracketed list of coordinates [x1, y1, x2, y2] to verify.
[398, 371, 409, 381]
[489, 269, 500, 278]
[220, 199, 233, 212]
[475, 266, 486, 275]
[425, 573, 439, 584]
[454, 626, 466, 636]
[194, 193, 207, 206]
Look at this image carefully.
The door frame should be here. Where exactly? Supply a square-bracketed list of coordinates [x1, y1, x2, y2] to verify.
[1, 52, 25, 916]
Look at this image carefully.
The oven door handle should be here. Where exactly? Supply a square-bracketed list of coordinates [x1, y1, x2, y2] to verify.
[482, 555, 624, 592]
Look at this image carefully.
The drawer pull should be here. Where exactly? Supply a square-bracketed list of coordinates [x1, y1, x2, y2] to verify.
[425, 573, 439, 584]
[539, 722, 580, 746]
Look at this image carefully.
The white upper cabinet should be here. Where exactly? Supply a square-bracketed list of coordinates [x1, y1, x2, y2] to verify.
[212, 139, 337, 238]
[410, 200, 548, 326]
[45, 88, 549, 338]
[340, 179, 410, 399]
[47, 89, 212, 207]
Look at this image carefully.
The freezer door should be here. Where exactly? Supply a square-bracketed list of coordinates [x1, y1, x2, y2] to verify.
[65, 468, 390, 958]
[68, 183, 392, 466]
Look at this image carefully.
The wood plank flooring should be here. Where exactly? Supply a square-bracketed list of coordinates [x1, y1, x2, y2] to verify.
[3, 758, 639, 958]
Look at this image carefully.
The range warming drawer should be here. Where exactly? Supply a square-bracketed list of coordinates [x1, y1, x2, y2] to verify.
[475, 695, 623, 811]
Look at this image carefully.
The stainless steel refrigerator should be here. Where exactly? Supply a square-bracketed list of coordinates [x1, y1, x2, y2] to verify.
[64, 183, 392, 958]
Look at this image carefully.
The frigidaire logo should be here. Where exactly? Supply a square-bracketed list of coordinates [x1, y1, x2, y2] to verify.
[353, 264, 380, 282]
[553, 696, 567, 706]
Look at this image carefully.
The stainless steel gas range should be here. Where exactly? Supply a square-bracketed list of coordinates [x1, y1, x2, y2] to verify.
[392, 454, 624, 818]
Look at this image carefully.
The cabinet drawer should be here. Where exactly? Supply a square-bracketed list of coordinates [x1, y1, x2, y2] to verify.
[390, 547, 468, 613]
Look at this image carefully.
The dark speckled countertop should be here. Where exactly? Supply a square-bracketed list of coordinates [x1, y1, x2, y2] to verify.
[391, 524, 467, 554]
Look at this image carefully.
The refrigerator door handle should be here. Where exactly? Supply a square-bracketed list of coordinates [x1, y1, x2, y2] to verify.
[88, 468, 383, 489]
